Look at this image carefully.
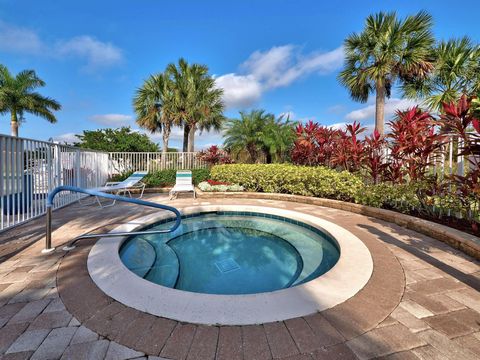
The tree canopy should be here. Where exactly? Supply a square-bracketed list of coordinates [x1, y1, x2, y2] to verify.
[74, 127, 159, 152]
[0, 64, 61, 137]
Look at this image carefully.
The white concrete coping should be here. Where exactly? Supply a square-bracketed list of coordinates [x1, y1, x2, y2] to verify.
[87, 205, 373, 325]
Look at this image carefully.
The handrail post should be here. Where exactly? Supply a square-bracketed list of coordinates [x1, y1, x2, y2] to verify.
[42, 206, 55, 253]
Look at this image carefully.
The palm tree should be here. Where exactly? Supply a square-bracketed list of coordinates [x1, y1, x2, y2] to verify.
[0, 65, 61, 137]
[339, 11, 434, 135]
[167, 58, 225, 152]
[133, 73, 175, 154]
[224, 110, 295, 163]
[403, 37, 480, 111]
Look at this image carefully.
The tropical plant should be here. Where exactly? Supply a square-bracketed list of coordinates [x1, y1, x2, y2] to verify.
[404, 37, 480, 111]
[133, 72, 176, 154]
[338, 11, 434, 135]
[439, 95, 480, 229]
[388, 107, 445, 181]
[363, 129, 387, 184]
[0, 65, 61, 137]
[166, 58, 225, 152]
[75, 127, 159, 152]
[197, 145, 233, 166]
[291, 121, 341, 167]
[331, 121, 366, 172]
[224, 110, 295, 163]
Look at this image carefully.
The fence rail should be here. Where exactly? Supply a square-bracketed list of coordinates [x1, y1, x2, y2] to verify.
[108, 152, 207, 175]
[0, 134, 110, 231]
[0, 134, 208, 232]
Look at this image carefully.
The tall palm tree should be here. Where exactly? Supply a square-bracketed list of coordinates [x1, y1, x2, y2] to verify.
[224, 110, 295, 163]
[133, 73, 175, 154]
[0, 65, 61, 137]
[403, 37, 480, 111]
[167, 58, 225, 152]
[339, 11, 434, 135]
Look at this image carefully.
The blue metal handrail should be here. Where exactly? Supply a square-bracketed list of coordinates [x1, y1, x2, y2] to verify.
[44, 185, 181, 252]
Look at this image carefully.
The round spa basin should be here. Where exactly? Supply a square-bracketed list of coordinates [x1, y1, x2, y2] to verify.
[119, 211, 340, 295]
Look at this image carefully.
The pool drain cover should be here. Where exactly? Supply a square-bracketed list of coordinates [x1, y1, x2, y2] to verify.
[215, 258, 240, 273]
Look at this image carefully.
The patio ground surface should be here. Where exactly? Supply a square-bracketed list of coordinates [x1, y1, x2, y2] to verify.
[0, 194, 479, 360]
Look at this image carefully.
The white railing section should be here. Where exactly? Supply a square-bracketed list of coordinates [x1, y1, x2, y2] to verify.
[0, 134, 208, 232]
[108, 152, 207, 176]
[0, 134, 109, 231]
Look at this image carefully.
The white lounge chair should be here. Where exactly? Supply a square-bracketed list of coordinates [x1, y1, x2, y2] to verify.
[169, 170, 196, 199]
[82, 171, 147, 207]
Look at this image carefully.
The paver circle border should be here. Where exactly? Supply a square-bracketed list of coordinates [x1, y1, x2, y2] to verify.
[87, 205, 373, 325]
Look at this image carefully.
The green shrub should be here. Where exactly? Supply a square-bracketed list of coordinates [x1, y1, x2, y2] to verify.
[108, 168, 210, 187]
[144, 168, 210, 187]
[354, 183, 420, 213]
[210, 164, 363, 201]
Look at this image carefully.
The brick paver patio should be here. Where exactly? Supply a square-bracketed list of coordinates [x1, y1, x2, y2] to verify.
[0, 194, 479, 359]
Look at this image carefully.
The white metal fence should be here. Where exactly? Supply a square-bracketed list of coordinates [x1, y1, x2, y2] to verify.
[108, 152, 207, 176]
[0, 134, 208, 232]
[0, 134, 109, 231]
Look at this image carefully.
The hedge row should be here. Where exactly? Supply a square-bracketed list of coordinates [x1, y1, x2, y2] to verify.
[110, 168, 210, 187]
[210, 164, 363, 202]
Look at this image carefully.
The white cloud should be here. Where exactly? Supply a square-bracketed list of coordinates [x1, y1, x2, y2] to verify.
[0, 21, 45, 54]
[52, 133, 79, 144]
[89, 114, 133, 126]
[327, 104, 346, 114]
[0, 21, 123, 71]
[345, 98, 419, 121]
[56, 36, 123, 71]
[215, 45, 344, 109]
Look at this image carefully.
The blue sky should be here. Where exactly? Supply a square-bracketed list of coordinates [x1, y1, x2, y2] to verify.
[1, 0, 479, 149]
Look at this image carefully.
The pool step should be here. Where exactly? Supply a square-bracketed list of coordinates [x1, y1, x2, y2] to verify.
[144, 242, 180, 288]
[119, 238, 156, 278]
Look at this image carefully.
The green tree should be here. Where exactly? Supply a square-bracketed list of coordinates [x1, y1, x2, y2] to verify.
[75, 127, 159, 152]
[166, 58, 225, 152]
[0, 65, 61, 137]
[133, 73, 176, 154]
[404, 37, 480, 110]
[339, 11, 434, 135]
[224, 110, 295, 163]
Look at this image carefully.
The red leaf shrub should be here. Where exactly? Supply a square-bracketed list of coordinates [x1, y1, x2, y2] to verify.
[207, 179, 230, 186]
[388, 107, 445, 181]
[331, 121, 366, 172]
[364, 130, 387, 184]
[198, 145, 233, 166]
[291, 121, 341, 166]
[439, 95, 480, 226]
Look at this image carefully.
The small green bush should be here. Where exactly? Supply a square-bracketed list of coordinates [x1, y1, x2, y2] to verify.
[144, 168, 210, 187]
[210, 164, 363, 201]
[109, 169, 209, 187]
[354, 183, 420, 213]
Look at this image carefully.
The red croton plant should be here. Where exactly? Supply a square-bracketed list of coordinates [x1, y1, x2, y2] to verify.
[198, 145, 233, 166]
[291, 121, 341, 167]
[290, 97, 480, 231]
[388, 107, 445, 182]
[440, 95, 480, 229]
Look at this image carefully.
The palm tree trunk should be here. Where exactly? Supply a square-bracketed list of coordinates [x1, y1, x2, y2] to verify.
[182, 124, 190, 152]
[161, 125, 171, 170]
[188, 124, 195, 153]
[10, 110, 19, 137]
[375, 81, 386, 136]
